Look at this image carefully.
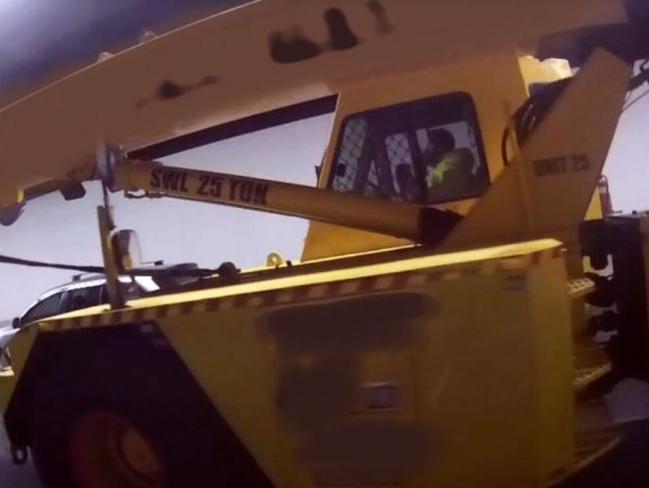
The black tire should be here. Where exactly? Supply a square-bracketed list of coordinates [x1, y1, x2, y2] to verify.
[31, 390, 225, 487]
[26, 327, 272, 488]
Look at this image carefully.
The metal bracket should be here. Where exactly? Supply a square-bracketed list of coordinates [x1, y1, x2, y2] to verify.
[98, 206, 125, 310]
[95, 140, 127, 309]
[96, 142, 126, 192]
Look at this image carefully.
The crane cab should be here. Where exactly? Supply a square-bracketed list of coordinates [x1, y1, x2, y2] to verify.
[303, 49, 584, 260]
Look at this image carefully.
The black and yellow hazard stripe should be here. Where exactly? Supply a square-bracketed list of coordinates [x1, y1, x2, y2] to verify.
[39, 246, 563, 333]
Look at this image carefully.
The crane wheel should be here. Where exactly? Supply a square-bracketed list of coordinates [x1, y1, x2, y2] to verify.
[23, 327, 272, 488]
[29, 384, 227, 488]
[67, 411, 164, 487]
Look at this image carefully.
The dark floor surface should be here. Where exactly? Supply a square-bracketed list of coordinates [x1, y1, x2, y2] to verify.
[2, 421, 649, 487]
[558, 420, 649, 488]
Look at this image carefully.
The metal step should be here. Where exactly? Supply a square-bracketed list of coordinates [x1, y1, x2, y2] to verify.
[567, 278, 595, 300]
[573, 399, 620, 472]
[573, 342, 611, 392]
[574, 364, 612, 392]
[568, 277, 596, 338]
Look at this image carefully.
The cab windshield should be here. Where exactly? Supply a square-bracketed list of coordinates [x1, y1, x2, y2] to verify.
[329, 92, 490, 205]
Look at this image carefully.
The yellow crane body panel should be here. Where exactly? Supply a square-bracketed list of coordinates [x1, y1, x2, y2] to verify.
[1, 239, 580, 487]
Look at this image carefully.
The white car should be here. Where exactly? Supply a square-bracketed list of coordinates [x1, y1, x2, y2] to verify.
[14, 262, 201, 328]
[0, 325, 13, 369]
[0, 263, 204, 368]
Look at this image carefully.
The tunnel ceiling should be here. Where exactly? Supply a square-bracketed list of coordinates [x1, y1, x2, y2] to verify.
[0, 0, 248, 100]
[1, 0, 645, 103]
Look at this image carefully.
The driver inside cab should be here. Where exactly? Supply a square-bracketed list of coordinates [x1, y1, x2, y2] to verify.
[421, 128, 476, 202]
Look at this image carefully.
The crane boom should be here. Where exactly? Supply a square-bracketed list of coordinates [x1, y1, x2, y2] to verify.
[0, 0, 627, 209]
[113, 159, 460, 245]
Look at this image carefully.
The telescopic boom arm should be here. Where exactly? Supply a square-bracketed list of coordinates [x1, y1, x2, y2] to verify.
[113, 159, 460, 246]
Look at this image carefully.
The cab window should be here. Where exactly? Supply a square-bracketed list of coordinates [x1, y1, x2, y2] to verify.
[330, 92, 489, 205]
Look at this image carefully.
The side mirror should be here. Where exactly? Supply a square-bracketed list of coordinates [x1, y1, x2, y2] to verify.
[12, 317, 21, 329]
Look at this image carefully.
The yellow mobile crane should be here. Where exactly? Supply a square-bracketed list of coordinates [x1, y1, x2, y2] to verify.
[1, 1, 649, 487]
